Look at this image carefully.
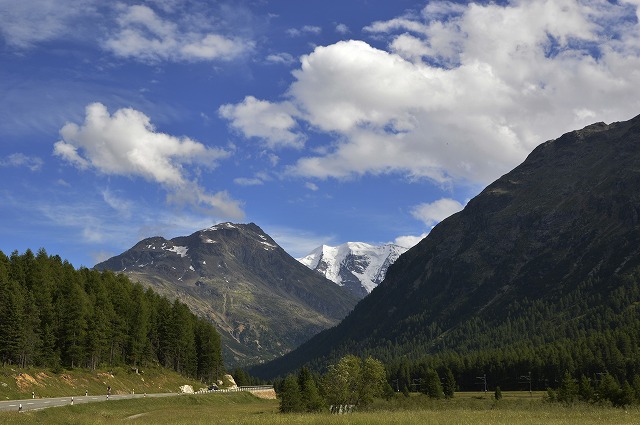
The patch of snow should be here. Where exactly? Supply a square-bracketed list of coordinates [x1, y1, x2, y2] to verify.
[261, 241, 276, 249]
[202, 261, 206, 265]
[189, 265, 195, 271]
[166, 246, 188, 257]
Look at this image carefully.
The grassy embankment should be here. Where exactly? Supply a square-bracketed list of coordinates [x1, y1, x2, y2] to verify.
[0, 365, 203, 400]
[3, 390, 640, 425]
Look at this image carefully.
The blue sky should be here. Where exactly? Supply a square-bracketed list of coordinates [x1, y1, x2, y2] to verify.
[2, 0, 640, 268]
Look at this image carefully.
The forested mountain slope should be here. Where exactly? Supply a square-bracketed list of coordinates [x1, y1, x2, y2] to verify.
[95, 223, 358, 367]
[0, 249, 223, 382]
[252, 115, 640, 388]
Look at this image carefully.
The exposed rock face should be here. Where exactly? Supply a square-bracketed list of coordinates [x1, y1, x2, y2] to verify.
[252, 114, 640, 378]
[95, 223, 358, 367]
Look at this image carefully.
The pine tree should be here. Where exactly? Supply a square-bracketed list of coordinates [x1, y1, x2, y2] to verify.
[421, 369, 444, 399]
[557, 371, 578, 405]
[578, 375, 595, 402]
[494, 386, 502, 401]
[280, 374, 303, 413]
[298, 367, 324, 412]
[443, 367, 456, 398]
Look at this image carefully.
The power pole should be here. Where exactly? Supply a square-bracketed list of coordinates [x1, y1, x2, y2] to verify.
[519, 371, 532, 396]
[476, 374, 487, 393]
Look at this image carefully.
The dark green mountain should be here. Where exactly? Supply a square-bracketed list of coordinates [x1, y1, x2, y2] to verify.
[95, 223, 358, 367]
[252, 114, 640, 382]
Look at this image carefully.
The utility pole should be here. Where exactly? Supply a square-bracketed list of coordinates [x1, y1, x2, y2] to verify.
[519, 371, 532, 396]
[476, 374, 487, 393]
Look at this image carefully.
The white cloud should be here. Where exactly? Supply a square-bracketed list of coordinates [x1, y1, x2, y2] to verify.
[335, 23, 350, 34]
[104, 4, 253, 62]
[54, 102, 244, 219]
[218, 96, 305, 149]
[287, 25, 322, 37]
[393, 233, 429, 249]
[0, 153, 43, 171]
[219, 0, 640, 190]
[0, 0, 94, 49]
[305, 182, 319, 191]
[266, 52, 295, 65]
[411, 198, 465, 227]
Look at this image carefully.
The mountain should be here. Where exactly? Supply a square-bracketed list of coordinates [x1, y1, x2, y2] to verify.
[252, 114, 640, 380]
[297, 242, 407, 298]
[94, 222, 359, 367]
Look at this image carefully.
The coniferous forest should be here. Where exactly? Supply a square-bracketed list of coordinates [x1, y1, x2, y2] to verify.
[0, 249, 223, 382]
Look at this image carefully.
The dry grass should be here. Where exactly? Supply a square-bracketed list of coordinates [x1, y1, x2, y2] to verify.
[2, 391, 640, 425]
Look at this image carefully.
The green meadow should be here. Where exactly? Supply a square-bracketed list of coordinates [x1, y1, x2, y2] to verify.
[2, 391, 640, 425]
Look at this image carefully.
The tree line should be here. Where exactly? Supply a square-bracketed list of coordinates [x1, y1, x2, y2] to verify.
[0, 249, 223, 382]
[276, 355, 388, 413]
[267, 266, 640, 397]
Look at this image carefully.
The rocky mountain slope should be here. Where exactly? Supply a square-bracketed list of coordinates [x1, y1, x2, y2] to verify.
[252, 114, 640, 378]
[94, 223, 358, 367]
[298, 242, 407, 298]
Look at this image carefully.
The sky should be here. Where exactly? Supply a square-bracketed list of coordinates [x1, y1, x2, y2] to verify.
[2, 0, 640, 268]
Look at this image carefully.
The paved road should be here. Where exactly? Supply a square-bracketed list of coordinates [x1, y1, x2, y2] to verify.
[0, 386, 274, 413]
[0, 392, 178, 413]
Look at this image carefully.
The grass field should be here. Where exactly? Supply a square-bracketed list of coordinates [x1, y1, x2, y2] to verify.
[2, 391, 640, 425]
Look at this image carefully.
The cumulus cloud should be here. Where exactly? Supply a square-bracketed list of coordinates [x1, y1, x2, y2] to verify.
[220, 0, 640, 189]
[104, 4, 253, 62]
[393, 233, 429, 249]
[0, 153, 43, 171]
[54, 102, 244, 219]
[218, 96, 305, 149]
[411, 198, 465, 227]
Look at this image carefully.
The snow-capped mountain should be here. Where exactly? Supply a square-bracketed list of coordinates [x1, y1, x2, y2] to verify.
[298, 242, 408, 298]
[94, 222, 358, 367]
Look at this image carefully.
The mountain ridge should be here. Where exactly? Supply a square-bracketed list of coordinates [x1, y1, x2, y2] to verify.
[95, 222, 359, 367]
[250, 114, 640, 379]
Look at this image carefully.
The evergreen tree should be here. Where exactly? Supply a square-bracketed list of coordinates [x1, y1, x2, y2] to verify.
[557, 371, 578, 405]
[494, 386, 502, 401]
[443, 367, 456, 398]
[421, 369, 444, 399]
[279, 374, 303, 413]
[618, 381, 635, 408]
[298, 367, 324, 412]
[578, 375, 595, 402]
[598, 374, 621, 405]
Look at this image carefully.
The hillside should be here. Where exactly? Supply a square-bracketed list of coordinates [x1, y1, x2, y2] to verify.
[0, 249, 223, 383]
[252, 114, 640, 384]
[95, 223, 358, 367]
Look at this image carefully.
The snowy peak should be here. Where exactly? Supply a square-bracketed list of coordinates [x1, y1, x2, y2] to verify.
[298, 242, 407, 298]
[94, 222, 359, 367]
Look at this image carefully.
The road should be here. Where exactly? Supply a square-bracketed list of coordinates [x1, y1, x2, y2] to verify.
[0, 386, 274, 413]
[0, 392, 178, 413]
